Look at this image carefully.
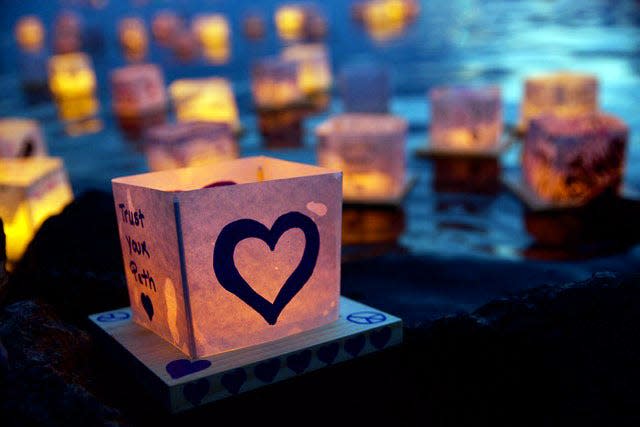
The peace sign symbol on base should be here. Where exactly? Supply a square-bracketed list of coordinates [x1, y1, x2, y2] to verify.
[346, 311, 386, 325]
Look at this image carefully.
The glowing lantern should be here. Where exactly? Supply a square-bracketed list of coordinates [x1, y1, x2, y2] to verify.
[144, 122, 238, 171]
[152, 10, 182, 46]
[112, 156, 341, 358]
[519, 72, 598, 132]
[360, 0, 418, 40]
[118, 17, 149, 62]
[429, 86, 503, 153]
[522, 113, 627, 206]
[171, 30, 199, 63]
[111, 64, 167, 119]
[275, 5, 306, 41]
[339, 62, 390, 113]
[251, 58, 304, 110]
[243, 12, 266, 40]
[192, 14, 231, 64]
[15, 15, 45, 52]
[317, 114, 407, 201]
[281, 44, 332, 96]
[48, 53, 100, 124]
[0, 119, 47, 158]
[0, 157, 73, 262]
[169, 78, 240, 131]
[53, 11, 83, 54]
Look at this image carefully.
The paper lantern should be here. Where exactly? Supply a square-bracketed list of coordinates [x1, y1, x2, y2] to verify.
[192, 14, 229, 48]
[152, 10, 182, 46]
[340, 62, 390, 113]
[171, 30, 199, 63]
[15, 15, 45, 52]
[169, 78, 239, 131]
[0, 157, 73, 262]
[112, 156, 341, 358]
[275, 5, 306, 41]
[251, 58, 304, 109]
[429, 86, 503, 152]
[53, 11, 83, 54]
[317, 113, 407, 201]
[360, 0, 419, 40]
[48, 53, 100, 122]
[144, 122, 238, 171]
[522, 113, 627, 205]
[111, 64, 167, 118]
[281, 44, 332, 96]
[243, 12, 266, 40]
[118, 17, 149, 62]
[519, 72, 598, 132]
[0, 119, 47, 158]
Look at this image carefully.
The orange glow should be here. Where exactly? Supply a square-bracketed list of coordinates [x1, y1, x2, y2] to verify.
[281, 44, 332, 95]
[15, 15, 45, 52]
[275, 6, 305, 40]
[192, 14, 230, 48]
[169, 78, 240, 131]
[119, 17, 149, 62]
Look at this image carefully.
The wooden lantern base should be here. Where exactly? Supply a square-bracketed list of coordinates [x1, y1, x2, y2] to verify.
[415, 135, 513, 159]
[89, 297, 402, 413]
[343, 175, 416, 207]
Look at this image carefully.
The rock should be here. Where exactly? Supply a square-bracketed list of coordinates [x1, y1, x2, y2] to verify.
[0, 300, 122, 427]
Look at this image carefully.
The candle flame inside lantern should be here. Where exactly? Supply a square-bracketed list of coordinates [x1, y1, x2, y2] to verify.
[169, 78, 240, 131]
[48, 53, 100, 123]
[275, 5, 306, 40]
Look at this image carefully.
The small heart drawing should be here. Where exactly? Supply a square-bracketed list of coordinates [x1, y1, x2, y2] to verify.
[370, 327, 392, 349]
[345, 335, 366, 357]
[221, 368, 247, 395]
[254, 358, 281, 383]
[286, 350, 312, 374]
[166, 359, 212, 380]
[213, 211, 320, 325]
[183, 379, 210, 406]
[317, 342, 340, 365]
[140, 293, 154, 321]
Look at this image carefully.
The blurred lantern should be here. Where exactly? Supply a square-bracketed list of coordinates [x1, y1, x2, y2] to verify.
[192, 14, 231, 64]
[171, 30, 199, 63]
[317, 113, 407, 201]
[14, 15, 45, 53]
[429, 86, 503, 153]
[169, 78, 240, 132]
[275, 4, 306, 41]
[53, 11, 83, 54]
[359, 0, 419, 41]
[112, 156, 341, 357]
[339, 62, 390, 113]
[257, 109, 305, 149]
[118, 17, 149, 62]
[281, 43, 332, 96]
[152, 10, 182, 46]
[0, 157, 74, 262]
[519, 72, 598, 132]
[251, 57, 303, 110]
[522, 113, 627, 206]
[0, 119, 47, 158]
[144, 121, 238, 171]
[243, 12, 266, 40]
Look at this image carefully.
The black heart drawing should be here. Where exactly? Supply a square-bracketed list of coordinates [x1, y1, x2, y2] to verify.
[221, 368, 247, 395]
[317, 342, 340, 365]
[140, 293, 154, 321]
[213, 211, 320, 325]
[370, 327, 392, 349]
[254, 357, 281, 383]
[183, 379, 209, 406]
[166, 359, 212, 379]
[345, 335, 366, 357]
[286, 350, 312, 374]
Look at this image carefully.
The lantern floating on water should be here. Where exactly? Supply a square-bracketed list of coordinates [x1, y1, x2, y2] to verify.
[169, 78, 240, 132]
[152, 10, 182, 46]
[111, 64, 167, 119]
[0, 157, 74, 262]
[143, 121, 238, 171]
[243, 12, 266, 40]
[429, 85, 503, 153]
[53, 11, 83, 54]
[111, 156, 342, 357]
[522, 113, 627, 206]
[252, 57, 304, 110]
[171, 30, 199, 63]
[317, 113, 407, 202]
[192, 14, 231, 64]
[0, 119, 47, 158]
[340, 62, 390, 113]
[357, 0, 419, 41]
[118, 17, 148, 62]
[15, 15, 45, 52]
[519, 72, 598, 133]
[275, 4, 327, 41]
[281, 43, 332, 96]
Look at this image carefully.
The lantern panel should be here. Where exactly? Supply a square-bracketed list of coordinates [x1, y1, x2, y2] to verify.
[281, 43, 332, 95]
[169, 78, 239, 130]
[0, 118, 47, 158]
[251, 58, 303, 109]
[111, 64, 167, 118]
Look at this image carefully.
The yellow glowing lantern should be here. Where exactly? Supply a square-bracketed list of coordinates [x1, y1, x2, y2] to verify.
[192, 14, 229, 48]
[48, 53, 100, 122]
[0, 157, 74, 262]
[15, 15, 45, 52]
[169, 78, 240, 131]
[519, 71, 599, 132]
[252, 57, 304, 110]
[360, 0, 418, 41]
[317, 114, 407, 201]
[281, 43, 332, 96]
[0, 118, 47, 158]
[275, 5, 306, 41]
[112, 156, 341, 357]
[118, 17, 149, 62]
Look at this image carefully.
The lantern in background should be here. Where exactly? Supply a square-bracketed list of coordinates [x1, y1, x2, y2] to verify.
[192, 14, 231, 64]
[339, 62, 390, 113]
[257, 109, 305, 149]
[243, 12, 266, 40]
[275, 4, 306, 41]
[0, 119, 47, 158]
[152, 10, 182, 46]
[169, 78, 240, 131]
[112, 156, 341, 358]
[48, 53, 100, 126]
[171, 30, 199, 63]
[281, 43, 332, 96]
[0, 157, 73, 262]
[317, 113, 407, 201]
[519, 72, 598, 132]
[118, 17, 148, 62]
[251, 58, 303, 110]
[15, 15, 45, 52]
[359, 0, 419, 41]
[429, 86, 503, 153]
[111, 64, 167, 120]
[53, 11, 83, 54]
[522, 113, 627, 206]
[143, 121, 238, 171]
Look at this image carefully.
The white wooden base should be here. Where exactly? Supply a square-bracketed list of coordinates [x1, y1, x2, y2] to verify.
[343, 175, 416, 207]
[416, 136, 513, 159]
[89, 297, 402, 413]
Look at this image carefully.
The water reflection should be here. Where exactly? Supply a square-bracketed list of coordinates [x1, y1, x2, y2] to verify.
[342, 205, 406, 261]
[431, 157, 500, 194]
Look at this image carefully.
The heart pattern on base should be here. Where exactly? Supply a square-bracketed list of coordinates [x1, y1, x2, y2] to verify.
[183, 379, 209, 406]
[254, 358, 281, 383]
[166, 359, 212, 379]
[286, 350, 312, 374]
[221, 368, 247, 395]
[140, 293, 154, 321]
[317, 342, 340, 365]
